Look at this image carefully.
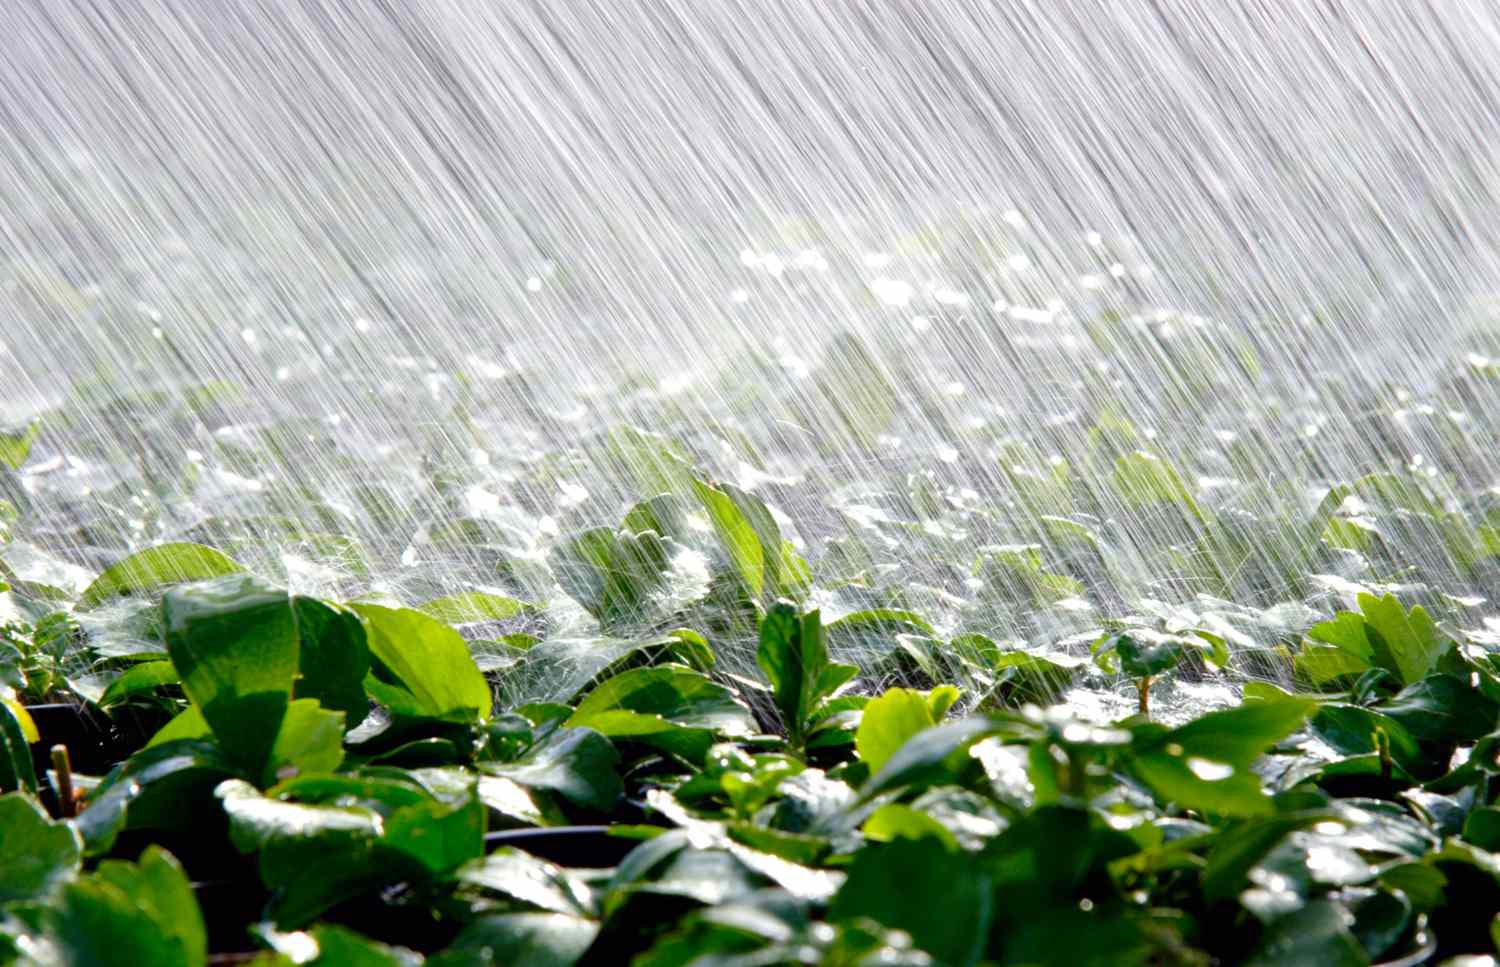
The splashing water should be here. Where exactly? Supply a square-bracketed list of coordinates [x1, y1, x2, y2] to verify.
[5, 1, 1500, 715]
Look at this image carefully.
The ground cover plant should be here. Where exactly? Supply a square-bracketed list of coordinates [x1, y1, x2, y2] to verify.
[7, 355, 1500, 965]
[7, 550, 1500, 966]
[8, 226, 1500, 964]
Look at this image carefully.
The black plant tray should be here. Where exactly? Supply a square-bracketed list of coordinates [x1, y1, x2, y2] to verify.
[25, 702, 118, 779]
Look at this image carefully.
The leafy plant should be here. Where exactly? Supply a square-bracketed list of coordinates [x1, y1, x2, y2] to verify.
[1093, 626, 1228, 717]
[755, 601, 857, 753]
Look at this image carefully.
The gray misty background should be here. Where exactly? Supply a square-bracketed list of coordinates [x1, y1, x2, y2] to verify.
[2, 0, 1500, 414]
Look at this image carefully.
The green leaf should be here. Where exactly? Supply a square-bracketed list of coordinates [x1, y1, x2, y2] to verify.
[827, 609, 938, 665]
[1202, 811, 1336, 902]
[97, 847, 206, 967]
[1295, 645, 1374, 686]
[986, 651, 1079, 705]
[267, 699, 346, 779]
[49, 846, 206, 967]
[1464, 806, 1500, 851]
[1096, 632, 1187, 679]
[164, 575, 298, 778]
[76, 739, 237, 855]
[1358, 593, 1451, 686]
[483, 727, 622, 811]
[1308, 704, 1422, 770]
[1375, 673, 1499, 745]
[991, 906, 1157, 967]
[78, 543, 245, 610]
[99, 660, 180, 707]
[353, 604, 492, 722]
[432, 913, 598, 967]
[0, 420, 40, 471]
[1128, 699, 1317, 817]
[855, 717, 1013, 807]
[1151, 698, 1318, 768]
[384, 773, 486, 874]
[455, 849, 595, 916]
[567, 666, 754, 764]
[1350, 890, 1411, 963]
[0, 498, 17, 545]
[217, 776, 380, 851]
[145, 706, 212, 748]
[550, 527, 671, 626]
[0, 699, 37, 795]
[216, 775, 479, 927]
[694, 479, 765, 599]
[0, 792, 81, 903]
[855, 686, 959, 773]
[1307, 611, 1376, 667]
[221, 770, 484, 882]
[293, 597, 371, 728]
[862, 803, 960, 851]
[569, 666, 754, 735]
[830, 836, 991, 967]
[1113, 450, 1200, 517]
[1378, 862, 1447, 911]
[419, 592, 528, 625]
[500, 635, 689, 708]
[757, 603, 849, 749]
[1245, 900, 1365, 967]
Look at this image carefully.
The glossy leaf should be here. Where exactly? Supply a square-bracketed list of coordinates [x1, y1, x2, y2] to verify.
[293, 596, 371, 727]
[76, 740, 238, 855]
[432, 913, 598, 967]
[483, 727, 622, 811]
[419, 592, 528, 624]
[353, 603, 492, 722]
[855, 685, 959, 773]
[757, 603, 850, 750]
[78, 543, 245, 610]
[164, 574, 298, 777]
[0, 698, 37, 794]
[1128, 698, 1317, 816]
[99, 659, 179, 707]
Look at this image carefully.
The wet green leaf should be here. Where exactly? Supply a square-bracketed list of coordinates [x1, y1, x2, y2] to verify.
[78, 543, 245, 610]
[456, 848, 595, 916]
[75, 740, 237, 854]
[98, 659, 179, 707]
[757, 603, 851, 750]
[431, 913, 598, 967]
[855, 685, 959, 773]
[0, 699, 37, 795]
[294, 597, 371, 728]
[482, 727, 622, 812]
[353, 603, 492, 722]
[164, 575, 298, 778]
[1128, 698, 1317, 816]
[1245, 900, 1365, 967]
[419, 592, 528, 624]
[0, 421, 40, 472]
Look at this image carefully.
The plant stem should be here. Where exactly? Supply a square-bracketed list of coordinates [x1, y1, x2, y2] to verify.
[1138, 675, 1151, 718]
[50, 744, 76, 818]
